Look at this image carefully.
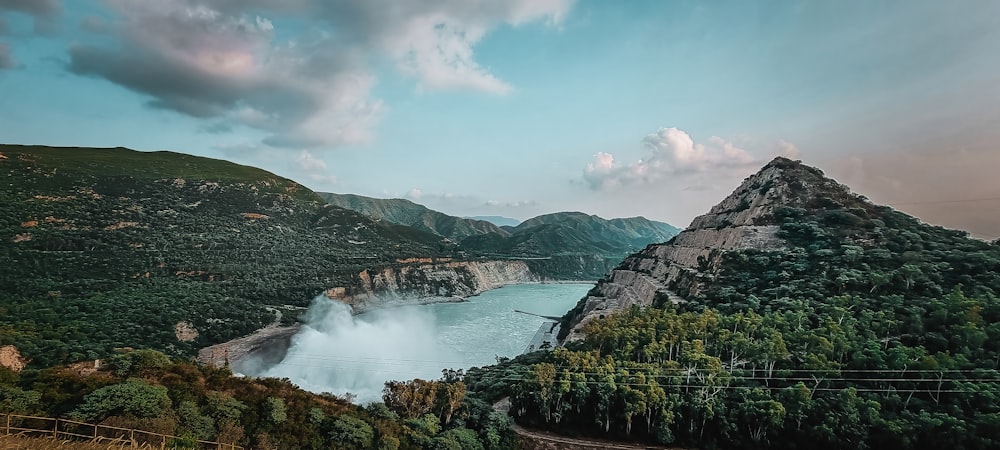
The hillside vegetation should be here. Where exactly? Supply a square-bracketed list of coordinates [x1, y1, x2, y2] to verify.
[0, 145, 449, 367]
[0, 350, 510, 450]
[465, 158, 1000, 449]
[319, 193, 510, 241]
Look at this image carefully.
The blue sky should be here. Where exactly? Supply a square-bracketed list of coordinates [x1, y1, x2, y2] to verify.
[1, 0, 998, 237]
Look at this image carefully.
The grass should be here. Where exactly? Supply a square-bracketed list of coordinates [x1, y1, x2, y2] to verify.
[0, 434, 158, 449]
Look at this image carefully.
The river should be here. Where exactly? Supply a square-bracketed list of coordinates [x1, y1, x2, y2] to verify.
[252, 283, 593, 403]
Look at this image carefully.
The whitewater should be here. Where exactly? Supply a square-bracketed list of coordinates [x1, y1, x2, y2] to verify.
[257, 283, 593, 403]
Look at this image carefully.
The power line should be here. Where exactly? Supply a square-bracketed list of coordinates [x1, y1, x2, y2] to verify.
[271, 353, 1000, 375]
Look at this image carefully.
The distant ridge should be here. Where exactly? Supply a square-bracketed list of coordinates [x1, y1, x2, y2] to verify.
[318, 192, 509, 240]
[318, 195, 681, 280]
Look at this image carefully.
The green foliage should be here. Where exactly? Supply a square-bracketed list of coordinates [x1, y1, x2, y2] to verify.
[70, 378, 170, 422]
[325, 414, 374, 450]
[176, 400, 214, 440]
[109, 349, 171, 377]
[204, 390, 247, 424]
[263, 397, 287, 424]
[0, 385, 42, 414]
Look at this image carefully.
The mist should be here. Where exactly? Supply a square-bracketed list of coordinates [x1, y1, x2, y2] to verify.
[258, 296, 460, 403]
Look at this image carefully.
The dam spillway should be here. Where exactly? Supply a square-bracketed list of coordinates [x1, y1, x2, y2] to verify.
[248, 283, 593, 402]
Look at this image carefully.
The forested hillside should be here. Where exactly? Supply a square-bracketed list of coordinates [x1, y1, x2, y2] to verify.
[0, 145, 448, 367]
[466, 158, 1000, 449]
[320, 194, 681, 280]
[319, 192, 509, 241]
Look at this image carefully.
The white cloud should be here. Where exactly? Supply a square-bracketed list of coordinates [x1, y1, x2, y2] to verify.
[583, 127, 757, 190]
[296, 150, 327, 172]
[777, 139, 801, 159]
[66, 0, 574, 148]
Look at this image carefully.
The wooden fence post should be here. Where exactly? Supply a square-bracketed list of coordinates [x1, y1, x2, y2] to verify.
[53, 418, 58, 439]
[5, 414, 9, 435]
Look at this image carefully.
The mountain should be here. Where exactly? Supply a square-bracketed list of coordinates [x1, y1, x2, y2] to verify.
[559, 156, 902, 337]
[318, 192, 509, 241]
[468, 215, 521, 227]
[0, 145, 520, 367]
[318, 195, 681, 280]
[515, 212, 681, 250]
[474, 156, 1000, 448]
[459, 212, 680, 278]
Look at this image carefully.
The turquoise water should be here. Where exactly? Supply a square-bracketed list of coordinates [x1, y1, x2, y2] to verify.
[258, 283, 592, 402]
[425, 283, 593, 365]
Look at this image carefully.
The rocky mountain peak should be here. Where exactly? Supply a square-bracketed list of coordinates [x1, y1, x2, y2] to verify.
[560, 157, 871, 341]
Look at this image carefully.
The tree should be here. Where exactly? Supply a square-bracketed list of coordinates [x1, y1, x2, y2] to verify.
[263, 397, 287, 424]
[383, 379, 440, 419]
[70, 378, 170, 422]
[326, 415, 374, 450]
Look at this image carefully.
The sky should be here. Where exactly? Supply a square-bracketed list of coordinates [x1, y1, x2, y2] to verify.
[1, 0, 998, 238]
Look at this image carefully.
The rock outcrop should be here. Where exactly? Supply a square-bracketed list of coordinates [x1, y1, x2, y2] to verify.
[562, 157, 858, 340]
[326, 259, 539, 312]
[0, 345, 27, 372]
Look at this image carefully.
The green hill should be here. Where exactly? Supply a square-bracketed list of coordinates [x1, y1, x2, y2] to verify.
[459, 212, 679, 279]
[318, 192, 509, 240]
[513, 212, 680, 251]
[0, 145, 448, 367]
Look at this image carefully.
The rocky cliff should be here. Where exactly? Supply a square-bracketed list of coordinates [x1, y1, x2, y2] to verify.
[325, 259, 538, 312]
[561, 157, 862, 340]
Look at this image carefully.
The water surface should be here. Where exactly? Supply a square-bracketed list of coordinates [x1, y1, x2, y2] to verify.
[258, 283, 592, 402]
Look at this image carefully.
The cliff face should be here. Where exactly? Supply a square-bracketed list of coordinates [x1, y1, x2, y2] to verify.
[561, 157, 855, 340]
[325, 259, 539, 312]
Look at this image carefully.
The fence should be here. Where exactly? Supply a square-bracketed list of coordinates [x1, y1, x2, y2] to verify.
[0, 412, 243, 449]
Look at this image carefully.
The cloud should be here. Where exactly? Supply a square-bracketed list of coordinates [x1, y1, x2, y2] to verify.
[198, 122, 232, 134]
[0, 0, 60, 34]
[583, 127, 756, 190]
[65, 0, 573, 148]
[777, 139, 801, 159]
[0, 0, 60, 17]
[0, 42, 12, 69]
[296, 150, 327, 172]
[485, 199, 538, 208]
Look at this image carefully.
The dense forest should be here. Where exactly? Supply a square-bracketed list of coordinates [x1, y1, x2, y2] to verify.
[465, 165, 1000, 449]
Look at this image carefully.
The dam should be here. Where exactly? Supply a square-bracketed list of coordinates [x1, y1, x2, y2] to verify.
[245, 283, 593, 402]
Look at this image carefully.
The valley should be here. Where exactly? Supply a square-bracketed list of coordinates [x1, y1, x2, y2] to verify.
[3, 147, 1000, 450]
